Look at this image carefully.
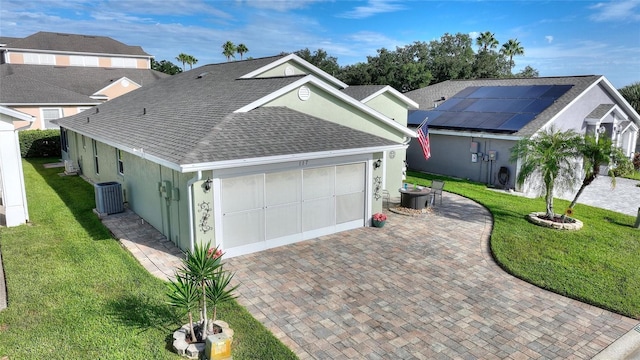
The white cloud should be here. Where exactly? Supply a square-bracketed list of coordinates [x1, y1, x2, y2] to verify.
[545, 35, 553, 43]
[589, 0, 640, 22]
[338, 0, 406, 19]
[469, 31, 479, 40]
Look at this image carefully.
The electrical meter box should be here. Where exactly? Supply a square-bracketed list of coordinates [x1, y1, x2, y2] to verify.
[470, 142, 478, 153]
[488, 150, 497, 161]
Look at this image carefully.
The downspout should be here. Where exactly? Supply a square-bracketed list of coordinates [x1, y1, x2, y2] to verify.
[187, 170, 203, 253]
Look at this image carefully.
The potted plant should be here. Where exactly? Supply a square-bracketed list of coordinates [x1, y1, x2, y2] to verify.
[372, 212, 387, 228]
[167, 242, 238, 358]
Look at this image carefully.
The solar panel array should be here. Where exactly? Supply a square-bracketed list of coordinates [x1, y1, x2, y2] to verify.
[408, 85, 573, 133]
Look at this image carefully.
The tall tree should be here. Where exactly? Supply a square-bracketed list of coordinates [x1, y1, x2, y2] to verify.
[472, 51, 511, 79]
[510, 127, 583, 218]
[476, 31, 499, 52]
[294, 48, 340, 76]
[427, 33, 475, 84]
[176, 53, 190, 71]
[514, 65, 539, 78]
[151, 59, 182, 75]
[222, 41, 236, 61]
[618, 82, 640, 113]
[500, 38, 525, 71]
[185, 54, 198, 70]
[236, 43, 249, 60]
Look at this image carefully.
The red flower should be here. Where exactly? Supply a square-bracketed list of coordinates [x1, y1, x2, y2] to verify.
[207, 247, 224, 259]
[373, 213, 387, 222]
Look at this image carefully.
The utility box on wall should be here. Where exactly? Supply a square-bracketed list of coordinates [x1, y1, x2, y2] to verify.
[94, 182, 124, 214]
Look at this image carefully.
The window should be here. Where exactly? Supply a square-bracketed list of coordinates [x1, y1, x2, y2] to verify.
[60, 128, 68, 152]
[92, 140, 99, 175]
[23, 53, 55, 65]
[70, 55, 99, 67]
[116, 149, 124, 175]
[111, 57, 137, 68]
[41, 108, 63, 129]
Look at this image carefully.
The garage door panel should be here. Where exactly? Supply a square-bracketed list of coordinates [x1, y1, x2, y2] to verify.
[266, 204, 301, 240]
[303, 167, 335, 199]
[221, 174, 264, 213]
[266, 170, 301, 206]
[337, 191, 364, 224]
[302, 196, 335, 232]
[223, 210, 265, 248]
[336, 163, 365, 195]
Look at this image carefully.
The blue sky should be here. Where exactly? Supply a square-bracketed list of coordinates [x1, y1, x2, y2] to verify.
[1, 0, 639, 88]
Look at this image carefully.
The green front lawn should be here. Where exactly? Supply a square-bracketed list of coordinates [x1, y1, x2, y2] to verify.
[0, 158, 297, 360]
[407, 171, 640, 320]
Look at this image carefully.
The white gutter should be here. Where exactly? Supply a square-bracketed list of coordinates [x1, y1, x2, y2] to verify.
[2, 102, 101, 106]
[186, 170, 203, 253]
[425, 128, 523, 141]
[180, 144, 408, 172]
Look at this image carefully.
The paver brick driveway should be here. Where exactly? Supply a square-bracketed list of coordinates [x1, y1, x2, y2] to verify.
[225, 192, 637, 359]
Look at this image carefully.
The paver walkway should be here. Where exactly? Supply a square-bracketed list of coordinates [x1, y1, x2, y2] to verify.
[98, 191, 638, 359]
[222, 191, 637, 359]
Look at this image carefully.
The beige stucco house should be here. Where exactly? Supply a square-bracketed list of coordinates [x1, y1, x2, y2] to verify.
[55, 54, 418, 258]
[0, 32, 167, 130]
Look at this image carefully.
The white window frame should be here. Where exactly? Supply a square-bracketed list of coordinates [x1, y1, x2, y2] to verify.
[41, 108, 63, 129]
[92, 140, 99, 175]
[23, 53, 55, 65]
[116, 149, 124, 175]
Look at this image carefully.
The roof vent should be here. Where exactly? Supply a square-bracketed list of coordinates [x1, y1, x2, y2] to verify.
[197, 72, 209, 79]
[284, 66, 295, 76]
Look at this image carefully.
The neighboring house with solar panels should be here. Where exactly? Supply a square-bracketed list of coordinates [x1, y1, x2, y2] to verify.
[54, 54, 418, 258]
[0, 32, 168, 130]
[404, 76, 640, 195]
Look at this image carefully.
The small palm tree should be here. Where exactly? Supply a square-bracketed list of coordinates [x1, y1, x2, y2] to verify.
[565, 135, 632, 216]
[500, 38, 524, 71]
[166, 275, 200, 343]
[222, 41, 236, 61]
[510, 127, 583, 218]
[476, 31, 499, 52]
[236, 43, 248, 60]
[176, 53, 190, 71]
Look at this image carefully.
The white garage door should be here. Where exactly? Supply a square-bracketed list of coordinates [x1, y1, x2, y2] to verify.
[221, 163, 366, 257]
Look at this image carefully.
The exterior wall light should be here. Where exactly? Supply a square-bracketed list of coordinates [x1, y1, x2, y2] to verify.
[204, 178, 212, 192]
[374, 159, 382, 169]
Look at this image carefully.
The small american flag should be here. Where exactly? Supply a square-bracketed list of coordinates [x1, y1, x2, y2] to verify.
[417, 124, 431, 160]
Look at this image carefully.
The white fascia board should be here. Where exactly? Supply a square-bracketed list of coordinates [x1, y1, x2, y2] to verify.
[179, 144, 407, 172]
[3, 47, 151, 59]
[361, 85, 419, 109]
[239, 53, 348, 89]
[0, 106, 35, 122]
[600, 76, 640, 125]
[425, 128, 523, 141]
[235, 75, 418, 138]
[93, 76, 141, 97]
[0, 102, 101, 106]
[63, 127, 182, 172]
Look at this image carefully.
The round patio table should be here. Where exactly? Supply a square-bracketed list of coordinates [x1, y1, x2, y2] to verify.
[399, 186, 431, 210]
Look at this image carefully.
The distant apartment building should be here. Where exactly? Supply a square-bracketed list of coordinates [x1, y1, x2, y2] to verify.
[0, 31, 168, 130]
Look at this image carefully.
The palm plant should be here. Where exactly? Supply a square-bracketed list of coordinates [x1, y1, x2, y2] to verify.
[236, 43, 248, 60]
[186, 54, 198, 70]
[510, 127, 583, 218]
[176, 53, 190, 71]
[178, 242, 223, 340]
[500, 38, 524, 71]
[166, 275, 200, 343]
[206, 268, 239, 324]
[565, 135, 632, 215]
[222, 41, 236, 61]
[476, 31, 499, 52]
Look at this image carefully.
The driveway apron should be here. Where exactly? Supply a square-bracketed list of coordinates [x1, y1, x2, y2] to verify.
[225, 191, 637, 359]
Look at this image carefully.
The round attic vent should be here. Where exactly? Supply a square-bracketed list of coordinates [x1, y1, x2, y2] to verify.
[298, 86, 311, 101]
[284, 66, 295, 76]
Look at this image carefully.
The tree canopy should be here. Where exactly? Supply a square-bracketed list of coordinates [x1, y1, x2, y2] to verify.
[151, 59, 182, 75]
[222, 41, 236, 61]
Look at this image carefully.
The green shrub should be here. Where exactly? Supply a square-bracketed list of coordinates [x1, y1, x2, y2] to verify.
[633, 152, 640, 171]
[18, 129, 61, 158]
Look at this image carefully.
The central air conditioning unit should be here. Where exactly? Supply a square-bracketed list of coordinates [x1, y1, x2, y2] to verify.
[64, 160, 78, 175]
[94, 182, 124, 214]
